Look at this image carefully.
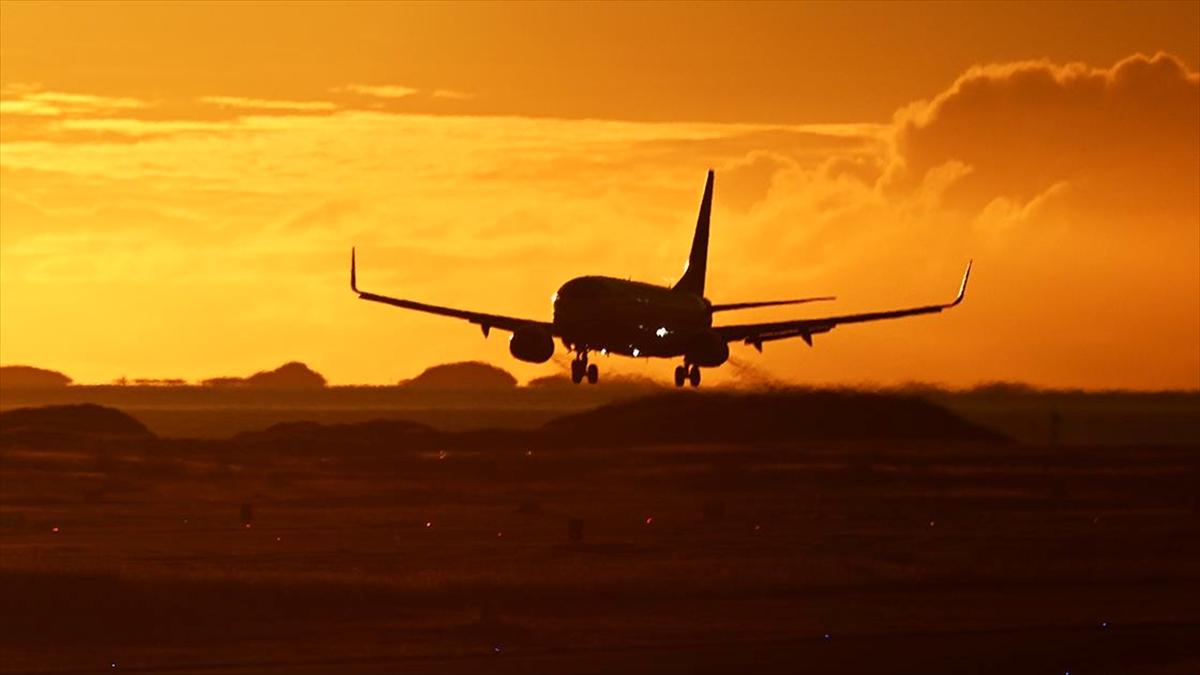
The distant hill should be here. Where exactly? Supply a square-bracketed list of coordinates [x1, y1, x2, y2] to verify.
[202, 362, 326, 388]
[401, 361, 517, 389]
[543, 389, 1007, 445]
[0, 403, 153, 440]
[233, 418, 437, 454]
[247, 362, 326, 388]
[0, 390, 1006, 455]
[0, 365, 72, 388]
[222, 389, 1006, 452]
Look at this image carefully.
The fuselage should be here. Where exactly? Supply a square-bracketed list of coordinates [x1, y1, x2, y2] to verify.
[552, 275, 717, 360]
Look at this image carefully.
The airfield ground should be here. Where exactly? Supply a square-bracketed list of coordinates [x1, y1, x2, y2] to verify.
[1, 392, 1197, 673]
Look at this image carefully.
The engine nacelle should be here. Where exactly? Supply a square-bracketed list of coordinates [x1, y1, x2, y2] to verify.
[509, 325, 555, 363]
[686, 330, 730, 367]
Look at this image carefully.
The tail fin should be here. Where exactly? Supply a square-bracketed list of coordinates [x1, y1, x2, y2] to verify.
[672, 169, 713, 296]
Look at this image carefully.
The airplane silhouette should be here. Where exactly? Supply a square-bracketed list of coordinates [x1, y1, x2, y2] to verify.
[352, 170, 971, 387]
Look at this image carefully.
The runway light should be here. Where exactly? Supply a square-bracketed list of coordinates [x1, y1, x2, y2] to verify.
[632, 348, 640, 357]
[493, 644, 503, 654]
[644, 516, 653, 525]
[1100, 620, 1109, 629]
[51, 527, 59, 534]
[438, 450, 448, 460]
[425, 521, 433, 528]
[275, 536, 282, 542]
[244, 523, 252, 529]
[823, 633, 831, 641]
[753, 524, 761, 532]
[496, 531, 503, 538]
[656, 327, 668, 337]
[928, 520, 936, 527]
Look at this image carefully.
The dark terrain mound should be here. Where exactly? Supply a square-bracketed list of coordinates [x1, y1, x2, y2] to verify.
[0, 390, 1004, 454]
[0, 365, 72, 388]
[0, 403, 154, 448]
[232, 418, 439, 454]
[0, 403, 152, 437]
[202, 361, 326, 388]
[232, 389, 1006, 451]
[401, 361, 517, 389]
[543, 390, 1007, 444]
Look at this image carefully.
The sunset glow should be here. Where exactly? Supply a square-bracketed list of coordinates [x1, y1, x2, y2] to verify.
[1, 1, 1197, 388]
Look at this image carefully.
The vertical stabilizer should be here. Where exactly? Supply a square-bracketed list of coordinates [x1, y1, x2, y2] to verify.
[673, 169, 713, 296]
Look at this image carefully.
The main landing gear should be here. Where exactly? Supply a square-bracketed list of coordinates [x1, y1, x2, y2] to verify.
[571, 351, 599, 385]
[674, 363, 701, 388]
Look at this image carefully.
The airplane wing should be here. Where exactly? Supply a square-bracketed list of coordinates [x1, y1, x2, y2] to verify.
[350, 248, 555, 337]
[716, 261, 972, 351]
[710, 296, 835, 312]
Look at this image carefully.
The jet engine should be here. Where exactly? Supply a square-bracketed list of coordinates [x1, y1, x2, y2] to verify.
[686, 330, 729, 367]
[509, 325, 555, 363]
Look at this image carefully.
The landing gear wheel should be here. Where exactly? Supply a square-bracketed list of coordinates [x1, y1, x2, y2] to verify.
[674, 365, 686, 388]
[688, 364, 701, 388]
[586, 363, 598, 384]
[570, 360, 584, 384]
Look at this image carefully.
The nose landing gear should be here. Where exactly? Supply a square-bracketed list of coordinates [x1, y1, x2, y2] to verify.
[674, 363, 701, 388]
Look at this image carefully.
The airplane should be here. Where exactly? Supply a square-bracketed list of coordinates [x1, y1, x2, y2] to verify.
[351, 169, 971, 388]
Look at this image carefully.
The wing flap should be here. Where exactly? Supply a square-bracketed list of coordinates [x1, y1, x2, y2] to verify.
[710, 296, 836, 312]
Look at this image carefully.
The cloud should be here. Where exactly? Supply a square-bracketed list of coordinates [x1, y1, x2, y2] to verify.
[884, 52, 1199, 218]
[25, 91, 145, 109]
[0, 99, 60, 116]
[336, 84, 420, 99]
[714, 151, 796, 212]
[280, 198, 361, 233]
[60, 118, 236, 137]
[0, 88, 148, 117]
[333, 84, 473, 102]
[431, 89, 473, 100]
[199, 96, 337, 111]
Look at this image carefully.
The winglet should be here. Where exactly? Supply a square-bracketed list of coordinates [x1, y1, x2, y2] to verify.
[948, 259, 972, 307]
[350, 247, 359, 293]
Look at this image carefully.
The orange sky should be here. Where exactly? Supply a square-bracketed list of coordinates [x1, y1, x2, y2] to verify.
[1, 1, 1198, 389]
